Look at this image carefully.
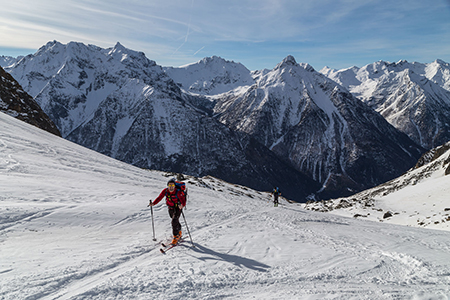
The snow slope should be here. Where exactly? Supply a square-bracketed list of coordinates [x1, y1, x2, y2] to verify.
[305, 142, 450, 232]
[1, 112, 450, 299]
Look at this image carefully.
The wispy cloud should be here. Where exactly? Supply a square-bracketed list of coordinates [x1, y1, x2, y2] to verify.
[1, 0, 450, 69]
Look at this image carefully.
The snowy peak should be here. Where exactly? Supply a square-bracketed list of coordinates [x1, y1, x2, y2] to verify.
[320, 66, 361, 88]
[213, 55, 423, 199]
[36, 40, 63, 55]
[278, 55, 297, 67]
[197, 55, 231, 67]
[107, 42, 156, 68]
[7, 40, 171, 137]
[425, 59, 450, 91]
[110, 41, 127, 53]
[0, 55, 22, 68]
[274, 55, 315, 73]
[164, 56, 254, 95]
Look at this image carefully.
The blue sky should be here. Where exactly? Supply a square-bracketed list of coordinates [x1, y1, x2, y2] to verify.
[1, 0, 450, 71]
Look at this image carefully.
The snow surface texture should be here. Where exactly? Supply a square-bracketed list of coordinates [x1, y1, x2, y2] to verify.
[1, 112, 450, 299]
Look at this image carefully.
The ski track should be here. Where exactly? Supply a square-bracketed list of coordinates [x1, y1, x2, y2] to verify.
[12, 193, 450, 300]
[0, 178, 448, 299]
[2, 175, 450, 300]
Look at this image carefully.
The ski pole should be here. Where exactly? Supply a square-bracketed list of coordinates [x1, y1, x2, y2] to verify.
[149, 201, 157, 241]
[181, 209, 195, 247]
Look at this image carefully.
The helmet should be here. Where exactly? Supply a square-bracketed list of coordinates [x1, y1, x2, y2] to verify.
[167, 178, 176, 186]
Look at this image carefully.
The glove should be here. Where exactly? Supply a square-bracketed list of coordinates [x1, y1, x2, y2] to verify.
[148, 200, 153, 207]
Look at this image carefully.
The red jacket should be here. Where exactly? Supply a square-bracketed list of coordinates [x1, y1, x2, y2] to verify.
[152, 188, 186, 207]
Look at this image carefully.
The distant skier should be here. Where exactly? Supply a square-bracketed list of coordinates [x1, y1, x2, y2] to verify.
[271, 187, 281, 207]
[149, 178, 186, 245]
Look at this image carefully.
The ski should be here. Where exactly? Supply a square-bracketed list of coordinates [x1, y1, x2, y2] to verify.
[160, 239, 183, 254]
[160, 244, 176, 254]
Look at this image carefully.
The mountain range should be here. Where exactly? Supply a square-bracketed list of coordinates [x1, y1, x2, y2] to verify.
[210, 56, 423, 198]
[5, 41, 450, 201]
[165, 54, 425, 197]
[321, 60, 450, 149]
[3, 41, 318, 202]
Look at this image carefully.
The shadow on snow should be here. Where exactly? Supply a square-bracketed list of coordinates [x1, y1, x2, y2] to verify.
[188, 243, 270, 272]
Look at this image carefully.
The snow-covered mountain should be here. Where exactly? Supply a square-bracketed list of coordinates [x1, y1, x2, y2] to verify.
[0, 65, 60, 136]
[164, 56, 255, 96]
[9, 41, 444, 200]
[212, 56, 424, 198]
[305, 141, 450, 231]
[1, 111, 450, 299]
[0, 55, 21, 68]
[7, 41, 176, 138]
[321, 60, 450, 149]
[5, 41, 318, 202]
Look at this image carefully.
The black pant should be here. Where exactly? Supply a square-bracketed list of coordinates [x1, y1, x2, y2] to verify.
[168, 206, 182, 237]
[274, 194, 279, 205]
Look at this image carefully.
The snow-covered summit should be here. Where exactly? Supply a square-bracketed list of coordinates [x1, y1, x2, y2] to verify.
[278, 54, 297, 66]
[164, 55, 254, 95]
[278, 55, 315, 73]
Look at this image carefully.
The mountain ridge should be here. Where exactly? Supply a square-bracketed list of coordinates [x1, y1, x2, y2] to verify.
[211, 55, 424, 198]
[5, 41, 319, 202]
[321, 59, 450, 149]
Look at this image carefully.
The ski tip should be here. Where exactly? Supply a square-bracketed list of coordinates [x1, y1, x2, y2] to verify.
[160, 249, 166, 254]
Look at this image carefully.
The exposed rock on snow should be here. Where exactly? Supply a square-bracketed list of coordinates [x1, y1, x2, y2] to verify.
[0, 66, 60, 136]
[305, 141, 450, 230]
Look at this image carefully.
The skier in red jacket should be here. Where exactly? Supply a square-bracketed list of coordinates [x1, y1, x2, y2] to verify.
[149, 178, 186, 245]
